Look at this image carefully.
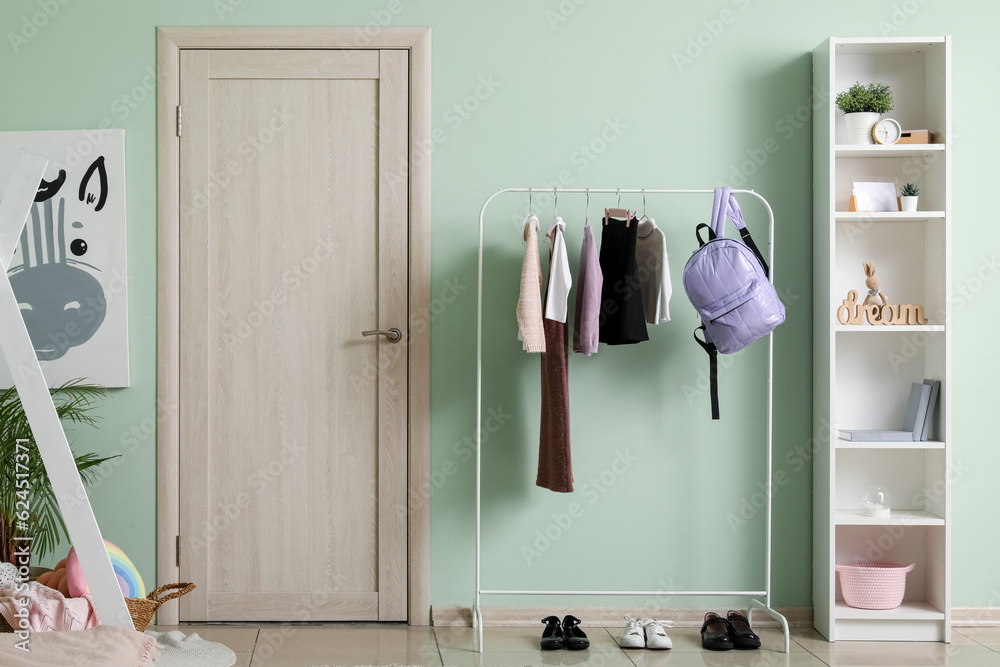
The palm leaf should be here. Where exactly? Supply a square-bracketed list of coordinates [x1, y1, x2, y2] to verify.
[0, 380, 116, 561]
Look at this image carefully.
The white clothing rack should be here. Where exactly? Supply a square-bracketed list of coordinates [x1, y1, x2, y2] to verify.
[473, 187, 790, 654]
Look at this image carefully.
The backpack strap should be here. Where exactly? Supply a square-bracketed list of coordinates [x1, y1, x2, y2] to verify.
[725, 193, 770, 278]
[695, 223, 716, 247]
[693, 326, 720, 420]
[711, 187, 770, 278]
[710, 187, 729, 239]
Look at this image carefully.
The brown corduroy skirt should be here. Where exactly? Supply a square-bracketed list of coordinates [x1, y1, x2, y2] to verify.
[536, 317, 573, 493]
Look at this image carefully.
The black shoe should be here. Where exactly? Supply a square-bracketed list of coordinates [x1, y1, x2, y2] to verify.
[540, 615, 564, 650]
[726, 610, 761, 649]
[701, 612, 734, 651]
[561, 615, 590, 650]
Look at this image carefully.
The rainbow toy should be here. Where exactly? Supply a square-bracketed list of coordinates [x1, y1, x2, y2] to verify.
[66, 541, 146, 599]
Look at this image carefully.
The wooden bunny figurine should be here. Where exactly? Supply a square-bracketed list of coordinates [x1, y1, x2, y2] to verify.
[862, 261, 888, 307]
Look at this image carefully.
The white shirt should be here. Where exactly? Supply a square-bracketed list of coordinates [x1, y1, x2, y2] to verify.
[635, 217, 672, 324]
[544, 217, 572, 323]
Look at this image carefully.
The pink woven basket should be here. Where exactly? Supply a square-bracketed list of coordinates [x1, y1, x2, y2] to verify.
[836, 560, 916, 610]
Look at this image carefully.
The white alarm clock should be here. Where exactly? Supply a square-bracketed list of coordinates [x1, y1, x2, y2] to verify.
[872, 118, 902, 145]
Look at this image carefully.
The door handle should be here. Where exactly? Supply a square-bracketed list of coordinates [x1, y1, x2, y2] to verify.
[362, 328, 403, 343]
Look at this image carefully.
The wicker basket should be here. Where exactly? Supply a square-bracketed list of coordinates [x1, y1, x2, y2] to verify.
[0, 582, 195, 633]
[127, 583, 196, 631]
[836, 560, 915, 609]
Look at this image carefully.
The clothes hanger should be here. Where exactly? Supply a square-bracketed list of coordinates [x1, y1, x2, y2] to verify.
[605, 188, 632, 227]
[522, 188, 537, 242]
[584, 189, 590, 228]
[546, 188, 561, 243]
[636, 188, 654, 227]
[635, 189, 657, 236]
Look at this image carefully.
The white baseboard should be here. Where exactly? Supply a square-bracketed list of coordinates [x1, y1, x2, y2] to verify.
[952, 608, 1000, 626]
[431, 606, 813, 628]
[433, 606, 1000, 628]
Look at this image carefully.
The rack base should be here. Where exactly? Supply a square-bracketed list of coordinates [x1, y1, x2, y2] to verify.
[472, 594, 790, 654]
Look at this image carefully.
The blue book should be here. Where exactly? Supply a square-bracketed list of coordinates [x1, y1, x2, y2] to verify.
[839, 382, 931, 442]
[902, 382, 931, 439]
[838, 429, 916, 442]
[919, 379, 941, 441]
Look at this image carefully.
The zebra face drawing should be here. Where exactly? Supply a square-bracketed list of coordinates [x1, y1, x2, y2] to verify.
[8, 156, 109, 361]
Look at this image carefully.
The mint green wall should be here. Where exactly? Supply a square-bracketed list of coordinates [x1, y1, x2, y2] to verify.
[2, 0, 997, 609]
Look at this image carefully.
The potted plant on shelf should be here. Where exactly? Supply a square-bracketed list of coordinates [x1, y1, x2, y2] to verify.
[900, 183, 919, 212]
[836, 81, 894, 145]
[0, 381, 117, 566]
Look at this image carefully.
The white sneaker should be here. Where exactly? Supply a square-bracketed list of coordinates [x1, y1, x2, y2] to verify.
[618, 615, 645, 648]
[642, 618, 673, 650]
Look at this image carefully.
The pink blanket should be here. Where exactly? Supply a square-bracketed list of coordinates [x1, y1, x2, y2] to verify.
[0, 624, 160, 666]
[0, 581, 98, 632]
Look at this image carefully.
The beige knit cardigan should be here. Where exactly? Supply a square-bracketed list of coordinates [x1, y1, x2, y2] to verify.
[516, 214, 546, 352]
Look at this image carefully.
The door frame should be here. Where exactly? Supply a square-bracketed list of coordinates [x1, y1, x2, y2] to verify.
[155, 27, 432, 625]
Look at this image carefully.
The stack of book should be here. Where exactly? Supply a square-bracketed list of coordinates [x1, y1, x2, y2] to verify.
[839, 379, 941, 442]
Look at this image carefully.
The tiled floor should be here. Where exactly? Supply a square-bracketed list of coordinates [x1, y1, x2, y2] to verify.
[145, 623, 1000, 667]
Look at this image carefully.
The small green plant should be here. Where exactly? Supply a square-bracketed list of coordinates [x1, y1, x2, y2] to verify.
[0, 381, 117, 564]
[836, 81, 894, 114]
[901, 183, 919, 197]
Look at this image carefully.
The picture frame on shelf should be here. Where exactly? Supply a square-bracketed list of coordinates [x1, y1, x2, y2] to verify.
[851, 182, 898, 212]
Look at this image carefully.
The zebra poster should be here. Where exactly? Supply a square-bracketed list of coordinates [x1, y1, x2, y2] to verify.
[0, 129, 129, 387]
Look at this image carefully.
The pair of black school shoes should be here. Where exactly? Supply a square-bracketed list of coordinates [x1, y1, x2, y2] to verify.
[700, 611, 761, 651]
[540, 615, 590, 650]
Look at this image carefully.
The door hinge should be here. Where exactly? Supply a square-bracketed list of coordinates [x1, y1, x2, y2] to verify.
[176, 535, 181, 567]
[176, 105, 182, 137]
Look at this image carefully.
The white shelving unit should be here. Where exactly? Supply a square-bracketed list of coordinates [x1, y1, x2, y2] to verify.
[813, 37, 951, 643]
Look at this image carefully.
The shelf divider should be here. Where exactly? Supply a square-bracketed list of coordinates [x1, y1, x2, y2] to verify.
[835, 144, 946, 158]
[834, 325, 945, 333]
[835, 509, 945, 526]
[835, 211, 945, 223]
[835, 440, 945, 450]
[834, 600, 945, 621]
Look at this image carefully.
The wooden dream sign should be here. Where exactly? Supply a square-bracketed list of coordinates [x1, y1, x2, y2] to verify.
[0, 151, 131, 627]
[837, 290, 929, 326]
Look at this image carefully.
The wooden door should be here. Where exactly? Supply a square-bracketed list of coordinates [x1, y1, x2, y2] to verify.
[177, 49, 409, 622]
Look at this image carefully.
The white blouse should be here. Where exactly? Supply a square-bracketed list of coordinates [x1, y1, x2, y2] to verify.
[543, 217, 572, 323]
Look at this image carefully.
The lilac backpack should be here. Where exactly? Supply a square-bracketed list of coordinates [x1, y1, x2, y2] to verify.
[682, 187, 785, 419]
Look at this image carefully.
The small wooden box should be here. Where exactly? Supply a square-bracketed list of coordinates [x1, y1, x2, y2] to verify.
[897, 129, 932, 144]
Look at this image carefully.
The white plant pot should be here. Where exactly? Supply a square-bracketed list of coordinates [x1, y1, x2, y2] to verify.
[900, 196, 918, 212]
[843, 112, 881, 145]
